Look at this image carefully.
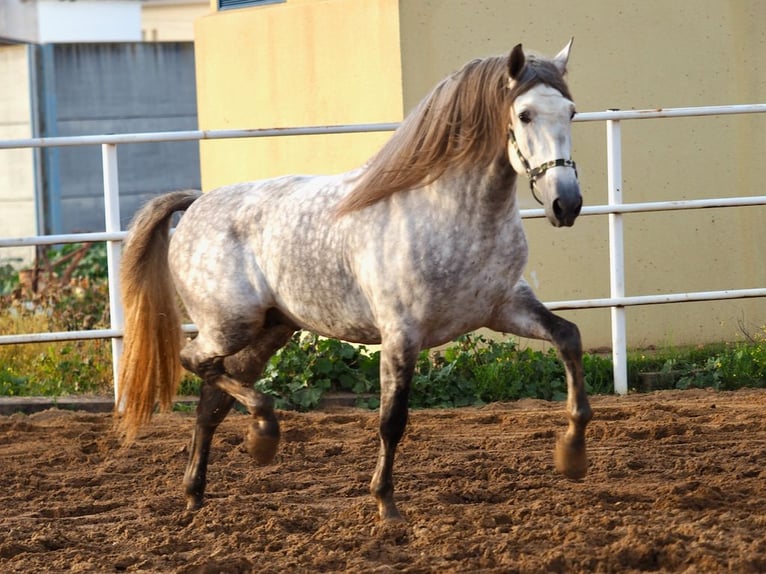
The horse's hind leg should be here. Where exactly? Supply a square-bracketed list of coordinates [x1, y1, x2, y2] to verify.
[183, 383, 235, 510]
[489, 279, 592, 479]
[181, 324, 295, 510]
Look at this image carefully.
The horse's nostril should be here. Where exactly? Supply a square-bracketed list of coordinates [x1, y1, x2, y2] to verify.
[574, 196, 583, 217]
[553, 198, 564, 220]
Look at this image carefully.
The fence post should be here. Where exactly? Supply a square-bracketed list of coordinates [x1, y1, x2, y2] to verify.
[607, 112, 628, 394]
[102, 143, 124, 405]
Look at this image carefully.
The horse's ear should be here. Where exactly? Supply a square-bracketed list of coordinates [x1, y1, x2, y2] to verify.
[508, 44, 525, 80]
[553, 37, 574, 75]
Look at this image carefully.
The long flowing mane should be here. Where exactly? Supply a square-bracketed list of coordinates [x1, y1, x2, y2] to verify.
[336, 51, 572, 215]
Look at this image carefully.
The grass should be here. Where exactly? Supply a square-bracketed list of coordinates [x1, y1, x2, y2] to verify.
[1, 244, 765, 407]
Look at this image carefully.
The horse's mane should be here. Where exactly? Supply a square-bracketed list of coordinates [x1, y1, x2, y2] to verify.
[336, 51, 572, 215]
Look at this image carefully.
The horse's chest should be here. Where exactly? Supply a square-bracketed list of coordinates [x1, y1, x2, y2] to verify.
[363, 221, 528, 327]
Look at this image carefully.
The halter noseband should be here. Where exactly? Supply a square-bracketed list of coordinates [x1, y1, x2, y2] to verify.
[508, 125, 578, 206]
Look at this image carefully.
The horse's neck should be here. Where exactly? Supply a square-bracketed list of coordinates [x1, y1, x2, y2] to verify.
[436, 156, 520, 219]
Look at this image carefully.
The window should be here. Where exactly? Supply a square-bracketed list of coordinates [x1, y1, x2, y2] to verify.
[218, 0, 285, 9]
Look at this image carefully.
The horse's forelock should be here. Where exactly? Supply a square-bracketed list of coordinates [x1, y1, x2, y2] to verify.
[509, 56, 573, 103]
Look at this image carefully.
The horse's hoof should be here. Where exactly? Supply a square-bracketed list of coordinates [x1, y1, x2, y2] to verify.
[376, 499, 405, 523]
[246, 417, 280, 464]
[185, 496, 203, 511]
[554, 435, 587, 480]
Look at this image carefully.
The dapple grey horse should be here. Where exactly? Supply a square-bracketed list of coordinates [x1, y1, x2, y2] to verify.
[117, 40, 591, 522]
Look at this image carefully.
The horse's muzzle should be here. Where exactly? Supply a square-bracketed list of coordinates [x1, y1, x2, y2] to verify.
[550, 183, 582, 227]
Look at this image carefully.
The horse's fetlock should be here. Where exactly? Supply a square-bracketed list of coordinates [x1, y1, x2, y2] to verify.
[370, 480, 393, 502]
[571, 403, 593, 427]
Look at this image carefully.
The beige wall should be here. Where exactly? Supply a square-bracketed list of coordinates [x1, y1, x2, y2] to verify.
[0, 45, 36, 266]
[194, 0, 765, 350]
[398, 0, 766, 350]
[141, 1, 210, 42]
[194, 0, 403, 190]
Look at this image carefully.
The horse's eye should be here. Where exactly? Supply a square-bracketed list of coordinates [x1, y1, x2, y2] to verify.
[518, 111, 532, 124]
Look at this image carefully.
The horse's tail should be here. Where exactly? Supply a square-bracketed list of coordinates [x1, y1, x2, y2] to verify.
[116, 190, 201, 441]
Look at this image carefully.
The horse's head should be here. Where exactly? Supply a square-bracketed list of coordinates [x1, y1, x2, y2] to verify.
[506, 41, 582, 228]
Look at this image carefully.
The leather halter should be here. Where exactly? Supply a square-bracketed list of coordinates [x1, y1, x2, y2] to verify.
[508, 125, 578, 206]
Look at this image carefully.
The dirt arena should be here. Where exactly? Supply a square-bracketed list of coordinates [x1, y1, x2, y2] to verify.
[1, 388, 765, 573]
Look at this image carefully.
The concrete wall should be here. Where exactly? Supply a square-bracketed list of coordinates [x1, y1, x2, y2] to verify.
[193, 0, 403, 191]
[398, 0, 766, 350]
[0, 0, 142, 44]
[42, 42, 200, 234]
[0, 45, 36, 265]
[0, 0, 40, 43]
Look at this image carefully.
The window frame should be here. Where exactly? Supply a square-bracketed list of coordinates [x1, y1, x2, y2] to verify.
[218, 0, 285, 10]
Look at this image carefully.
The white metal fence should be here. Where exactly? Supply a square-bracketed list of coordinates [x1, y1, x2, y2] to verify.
[1, 104, 765, 398]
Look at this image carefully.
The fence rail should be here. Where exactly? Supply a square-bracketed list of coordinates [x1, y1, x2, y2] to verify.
[1, 103, 765, 397]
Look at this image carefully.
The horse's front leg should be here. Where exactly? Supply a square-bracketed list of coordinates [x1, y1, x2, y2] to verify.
[370, 336, 419, 521]
[490, 279, 592, 479]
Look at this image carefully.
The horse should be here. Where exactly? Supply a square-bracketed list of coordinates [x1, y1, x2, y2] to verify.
[116, 40, 592, 522]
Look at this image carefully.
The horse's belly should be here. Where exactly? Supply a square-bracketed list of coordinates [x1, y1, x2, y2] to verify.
[269, 282, 382, 344]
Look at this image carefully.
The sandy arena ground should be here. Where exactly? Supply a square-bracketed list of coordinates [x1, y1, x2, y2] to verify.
[1, 388, 765, 573]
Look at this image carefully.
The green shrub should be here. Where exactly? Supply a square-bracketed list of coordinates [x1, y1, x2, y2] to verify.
[0, 260, 20, 296]
[0, 244, 113, 396]
[255, 333, 380, 410]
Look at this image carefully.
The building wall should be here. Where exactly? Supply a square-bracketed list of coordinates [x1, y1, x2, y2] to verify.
[37, 0, 141, 43]
[0, 45, 36, 265]
[193, 0, 403, 191]
[1, 0, 142, 44]
[193, 0, 766, 349]
[397, 0, 766, 350]
[141, 1, 210, 42]
[0, 0, 39, 43]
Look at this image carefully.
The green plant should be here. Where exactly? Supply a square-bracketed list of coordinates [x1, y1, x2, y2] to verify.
[255, 333, 380, 410]
[0, 243, 113, 396]
[44, 243, 108, 282]
[0, 259, 20, 296]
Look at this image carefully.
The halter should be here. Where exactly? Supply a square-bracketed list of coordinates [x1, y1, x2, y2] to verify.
[508, 125, 578, 206]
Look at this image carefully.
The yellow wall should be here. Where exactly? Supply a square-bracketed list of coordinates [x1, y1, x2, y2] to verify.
[0, 45, 36, 265]
[194, 0, 403, 190]
[194, 0, 766, 350]
[398, 0, 766, 350]
[141, 1, 210, 42]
